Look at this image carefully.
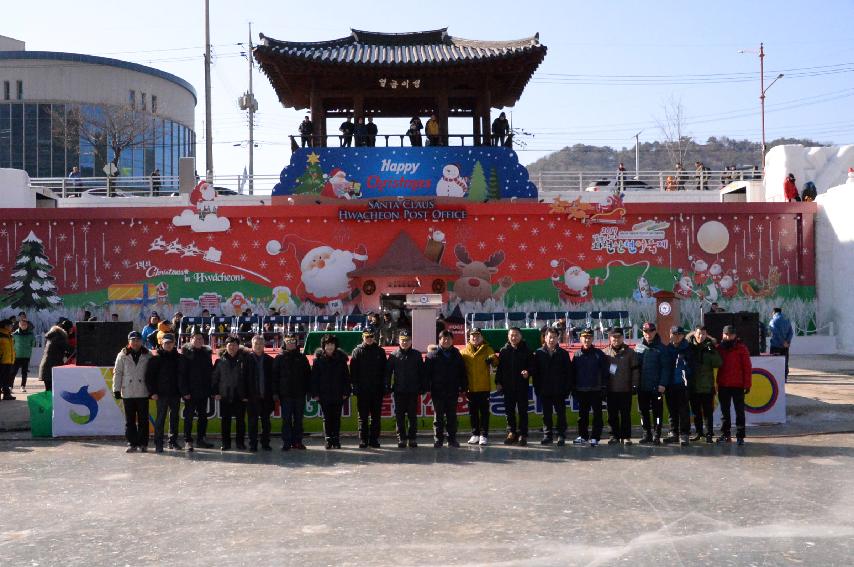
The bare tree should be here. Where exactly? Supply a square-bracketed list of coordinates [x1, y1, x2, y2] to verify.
[54, 103, 156, 193]
[655, 96, 692, 169]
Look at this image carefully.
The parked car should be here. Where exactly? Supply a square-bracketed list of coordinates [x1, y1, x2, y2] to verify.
[78, 187, 133, 198]
[585, 178, 652, 192]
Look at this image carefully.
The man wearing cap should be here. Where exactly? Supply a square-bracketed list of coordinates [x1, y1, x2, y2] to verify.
[602, 327, 640, 444]
[663, 326, 696, 446]
[349, 328, 388, 448]
[311, 334, 351, 449]
[113, 331, 153, 452]
[0, 318, 15, 400]
[635, 322, 670, 444]
[385, 329, 425, 448]
[531, 327, 573, 445]
[461, 328, 497, 446]
[716, 325, 752, 445]
[424, 330, 466, 448]
[179, 329, 215, 450]
[273, 332, 312, 450]
[145, 333, 184, 452]
[212, 336, 250, 451]
[571, 328, 609, 447]
[246, 335, 275, 451]
[496, 327, 534, 446]
[688, 325, 722, 443]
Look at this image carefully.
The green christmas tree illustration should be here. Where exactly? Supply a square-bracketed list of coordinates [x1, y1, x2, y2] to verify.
[468, 161, 487, 202]
[3, 231, 62, 310]
[488, 166, 501, 200]
[294, 152, 325, 195]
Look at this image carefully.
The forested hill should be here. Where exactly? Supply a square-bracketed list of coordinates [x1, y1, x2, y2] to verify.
[524, 137, 824, 173]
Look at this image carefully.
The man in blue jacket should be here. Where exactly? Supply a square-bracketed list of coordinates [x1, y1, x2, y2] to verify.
[664, 326, 695, 446]
[571, 328, 609, 447]
[635, 322, 669, 445]
[768, 307, 794, 382]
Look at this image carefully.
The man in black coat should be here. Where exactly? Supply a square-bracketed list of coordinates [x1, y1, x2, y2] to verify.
[571, 328, 609, 447]
[145, 334, 183, 452]
[179, 330, 214, 450]
[384, 329, 424, 448]
[349, 329, 388, 448]
[311, 334, 351, 449]
[495, 327, 533, 446]
[424, 330, 466, 448]
[212, 336, 250, 451]
[246, 335, 275, 451]
[273, 332, 311, 451]
[531, 328, 572, 445]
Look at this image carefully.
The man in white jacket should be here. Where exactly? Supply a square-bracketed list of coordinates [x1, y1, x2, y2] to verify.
[113, 331, 153, 453]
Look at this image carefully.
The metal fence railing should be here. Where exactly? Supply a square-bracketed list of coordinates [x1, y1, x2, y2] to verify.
[534, 169, 762, 193]
[29, 175, 282, 198]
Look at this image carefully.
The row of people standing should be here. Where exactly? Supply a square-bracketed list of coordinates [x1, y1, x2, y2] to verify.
[297, 112, 511, 148]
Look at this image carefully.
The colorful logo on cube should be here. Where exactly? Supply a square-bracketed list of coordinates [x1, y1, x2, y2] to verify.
[60, 385, 106, 425]
[744, 368, 779, 414]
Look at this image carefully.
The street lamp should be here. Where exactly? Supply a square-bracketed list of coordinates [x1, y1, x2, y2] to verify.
[739, 43, 784, 170]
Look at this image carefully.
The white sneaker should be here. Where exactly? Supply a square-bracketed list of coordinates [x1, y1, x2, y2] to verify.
[467, 435, 479, 445]
[589, 438, 599, 447]
[573, 436, 587, 445]
[478, 436, 488, 446]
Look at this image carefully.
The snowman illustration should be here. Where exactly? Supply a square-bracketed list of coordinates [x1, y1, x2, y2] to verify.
[436, 164, 468, 197]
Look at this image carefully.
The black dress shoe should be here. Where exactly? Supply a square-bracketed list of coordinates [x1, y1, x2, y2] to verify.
[196, 439, 214, 449]
[397, 441, 407, 448]
[369, 441, 381, 449]
[248, 445, 258, 452]
[408, 440, 418, 448]
[358, 441, 369, 449]
[236, 443, 247, 450]
[261, 444, 272, 451]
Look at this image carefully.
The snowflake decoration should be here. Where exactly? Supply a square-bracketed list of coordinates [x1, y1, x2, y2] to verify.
[122, 259, 131, 268]
[58, 233, 67, 242]
[675, 241, 683, 249]
[508, 263, 517, 271]
[595, 255, 604, 263]
[747, 252, 755, 260]
[802, 248, 808, 254]
[70, 281, 79, 290]
[656, 256, 664, 264]
[103, 261, 111, 270]
[519, 243, 528, 251]
[782, 258, 790, 266]
[129, 238, 138, 247]
[563, 229, 573, 238]
[577, 253, 586, 261]
[538, 246, 547, 255]
[278, 258, 287, 267]
[526, 260, 534, 270]
[0, 229, 7, 237]
[681, 226, 689, 234]
[81, 225, 90, 234]
[575, 234, 584, 241]
[780, 228, 789, 237]
[141, 225, 150, 234]
[745, 267, 753, 276]
[232, 241, 240, 249]
[239, 254, 247, 262]
[555, 242, 563, 251]
[81, 258, 89, 267]
[94, 276, 102, 285]
[497, 234, 505, 243]
[252, 240, 261, 249]
[284, 272, 294, 281]
[113, 245, 122, 254]
[785, 245, 795, 253]
[733, 226, 741, 233]
[207, 234, 214, 242]
[113, 272, 121, 280]
[511, 222, 520, 231]
[167, 224, 175, 232]
[531, 227, 540, 236]
[548, 221, 556, 229]
[477, 241, 486, 250]
[259, 260, 267, 269]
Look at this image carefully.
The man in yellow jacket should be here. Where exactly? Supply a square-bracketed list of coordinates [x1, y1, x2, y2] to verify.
[0, 318, 17, 400]
[461, 328, 496, 445]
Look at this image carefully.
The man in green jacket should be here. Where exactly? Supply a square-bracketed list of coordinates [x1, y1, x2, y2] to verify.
[688, 325, 722, 443]
[12, 319, 36, 392]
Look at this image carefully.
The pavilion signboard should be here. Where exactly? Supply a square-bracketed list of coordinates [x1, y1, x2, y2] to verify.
[337, 199, 467, 222]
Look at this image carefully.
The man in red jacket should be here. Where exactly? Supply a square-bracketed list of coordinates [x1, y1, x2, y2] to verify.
[716, 325, 752, 445]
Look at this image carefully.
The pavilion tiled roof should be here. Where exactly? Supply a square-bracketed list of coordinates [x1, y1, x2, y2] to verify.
[256, 28, 544, 67]
[350, 232, 458, 278]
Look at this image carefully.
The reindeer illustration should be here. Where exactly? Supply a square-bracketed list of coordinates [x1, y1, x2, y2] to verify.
[452, 244, 513, 303]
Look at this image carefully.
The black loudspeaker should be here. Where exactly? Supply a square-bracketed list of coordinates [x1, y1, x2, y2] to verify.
[76, 321, 133, 367]
[703, 311, 760, 356]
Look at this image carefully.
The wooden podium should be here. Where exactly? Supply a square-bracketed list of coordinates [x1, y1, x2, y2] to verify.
[653, 290, 680, 344]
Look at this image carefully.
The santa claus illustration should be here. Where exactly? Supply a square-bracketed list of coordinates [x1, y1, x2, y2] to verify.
[689, 256, 709, 286]
[550, 260, 602, 304]
[321, 168, 356, 199]
[708, 261, 724, 284]
[189, 180, 217, 211]
[673, 273, 695, 299]
[299, 244, 368, 307]
[719, 272, 738, 298]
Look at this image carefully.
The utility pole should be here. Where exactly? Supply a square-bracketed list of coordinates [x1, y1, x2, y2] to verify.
[759, 42, 765, 170]
[634, 130, 643, 179]
[204, 0, 214, 182]
[237, 22, 258, 195]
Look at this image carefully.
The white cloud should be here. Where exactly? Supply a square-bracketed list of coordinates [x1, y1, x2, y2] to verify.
[172, 209, 231, 233]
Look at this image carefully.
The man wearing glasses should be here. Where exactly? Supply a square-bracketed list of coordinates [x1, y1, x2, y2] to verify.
[385, 329, 425, 448]
[273, 332, 311, 450]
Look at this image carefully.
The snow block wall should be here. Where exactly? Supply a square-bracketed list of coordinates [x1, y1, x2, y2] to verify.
[0, 168, 35, 208]
[765, 144, 854, 202]
[816, 183, 854, 354]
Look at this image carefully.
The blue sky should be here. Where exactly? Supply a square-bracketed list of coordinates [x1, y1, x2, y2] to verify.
[5, 0, 853, 179]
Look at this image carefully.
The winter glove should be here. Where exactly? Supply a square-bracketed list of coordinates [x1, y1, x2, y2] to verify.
[113, 391, 121, 400]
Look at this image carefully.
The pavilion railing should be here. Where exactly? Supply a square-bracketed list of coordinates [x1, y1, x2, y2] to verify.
[288, 133, 513, 149]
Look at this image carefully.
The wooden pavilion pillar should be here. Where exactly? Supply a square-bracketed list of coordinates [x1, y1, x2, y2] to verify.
[480, 87, 492, 146]
[437, 88, 449, 145]
[353, 94, 364, 120]
[472, 100, 482, 146]
[309, 85, 324, 147]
